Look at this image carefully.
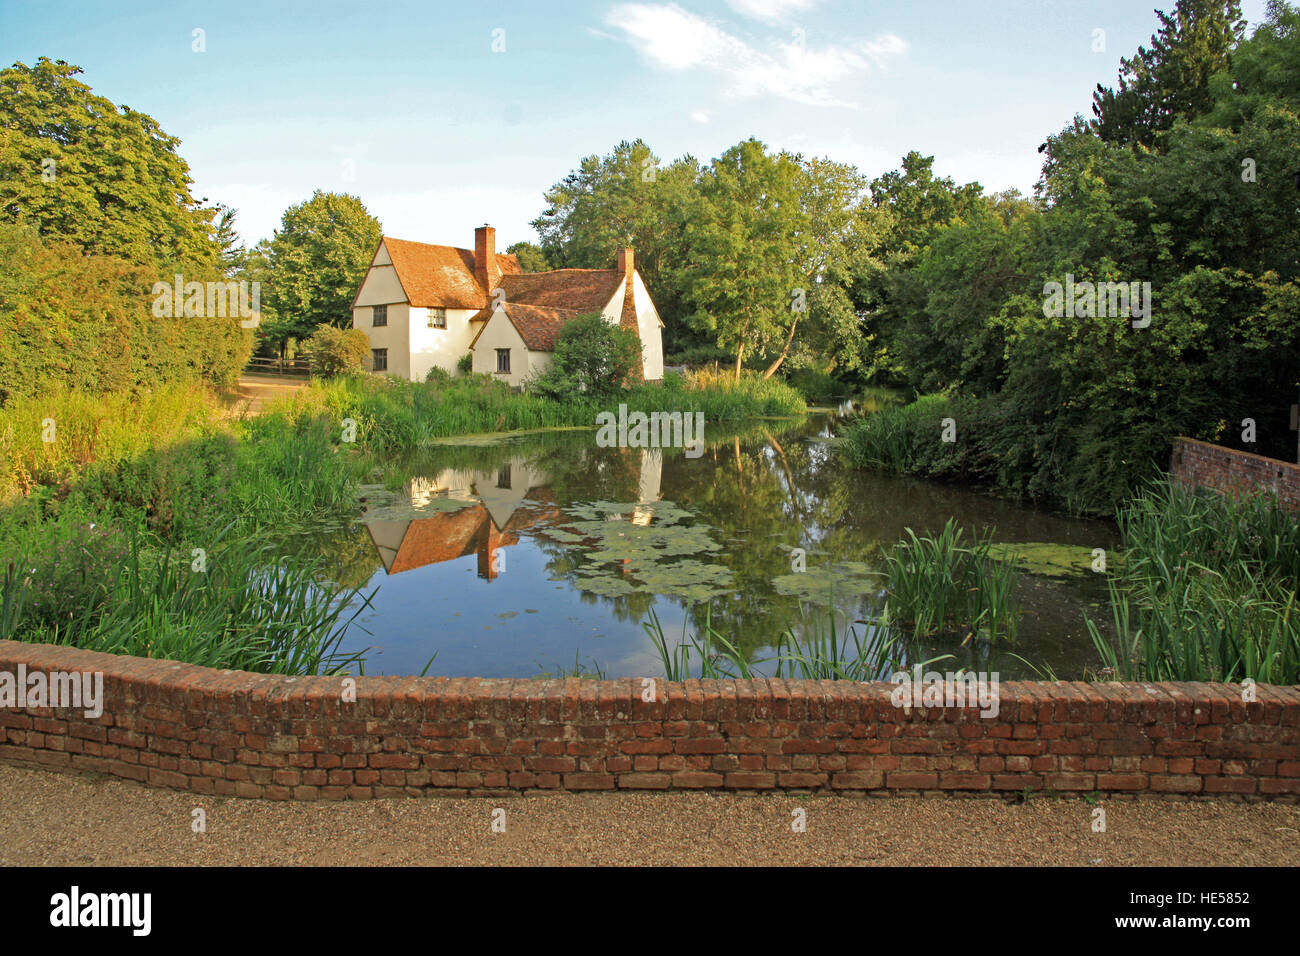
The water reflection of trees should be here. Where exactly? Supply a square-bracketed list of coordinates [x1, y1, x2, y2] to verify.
[300, 413, 1116, 674]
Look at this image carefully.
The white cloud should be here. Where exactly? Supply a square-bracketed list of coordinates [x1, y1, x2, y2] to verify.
[690, 109, 711, 123]
[604, 3, 905, 108]
[724, 0, 818, 22]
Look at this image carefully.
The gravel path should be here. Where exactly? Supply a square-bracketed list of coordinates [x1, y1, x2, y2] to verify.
[2, 763, 1297, 866]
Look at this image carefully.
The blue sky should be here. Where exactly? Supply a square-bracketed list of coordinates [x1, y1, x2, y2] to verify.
[0, 0, 1273, 251]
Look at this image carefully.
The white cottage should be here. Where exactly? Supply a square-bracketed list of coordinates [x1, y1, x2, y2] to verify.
[349, 226, 664, 384]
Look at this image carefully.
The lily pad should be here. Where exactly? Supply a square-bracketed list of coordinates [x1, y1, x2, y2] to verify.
[988, 542, 1105, 578]
[773, 560, 885, 605]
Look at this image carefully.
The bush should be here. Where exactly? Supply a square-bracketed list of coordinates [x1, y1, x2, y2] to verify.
[0, 224, 253, 404]
[306, 326, 370, 378]
[456, 354, 473, 375]
[530, 313, 641, 400]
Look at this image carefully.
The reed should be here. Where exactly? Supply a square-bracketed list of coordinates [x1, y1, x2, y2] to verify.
[643, 600, 952, 681]
[1085, 480, 1300, 683]
[5, 527, 373, 676]
[838, 394, 950, 473]
[883, 519, 1019, 642]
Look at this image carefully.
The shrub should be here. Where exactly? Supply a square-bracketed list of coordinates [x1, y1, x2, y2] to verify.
[306, 325, 370, 378]
[456, 353, 473, 375]
[0, 224, 253, 404]
[531, 313, 641, 400]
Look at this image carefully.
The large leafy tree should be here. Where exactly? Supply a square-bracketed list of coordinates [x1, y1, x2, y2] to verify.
[505, 241, 549, 272]
[1091, 0, 1246, 149]
[259, 190, 382, 348]
[0, 58, 220, 268]
[855, 151, 985, 379]
[674, 139, 808, 382]
[532, 139, 699, 340]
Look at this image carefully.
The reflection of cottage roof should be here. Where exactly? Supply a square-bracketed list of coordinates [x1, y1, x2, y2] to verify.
[364, 487, 562, 575]
[380, 237, 521, 309]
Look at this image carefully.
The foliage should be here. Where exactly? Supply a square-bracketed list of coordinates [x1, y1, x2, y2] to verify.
[1087, 480, 1300, 683]
[505, 241, 550, 272]
[1090, 0, 1246, 149]
[842, 4, 1300, 514]
[306, 325, 370, 378]
[258, 190, 382, 348]
[0, 58, 221, 268]
[0, 224, 252, 405]
[530, 312, 641, 399]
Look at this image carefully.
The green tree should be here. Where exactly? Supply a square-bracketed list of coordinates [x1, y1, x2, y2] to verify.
[675, 139, 808, 382]
[856, 151, 984, 380]
[530, 313, 641, 398]
[1090, 0, 1246, 149]
[260, 190, 382, 349]
[0, 58, 220, 268]
[505, 241, 550, 272]
[532, 139, 700, 340]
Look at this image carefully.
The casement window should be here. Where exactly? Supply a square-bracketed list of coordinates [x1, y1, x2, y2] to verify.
[373, 304, 388, 327]
[372, 348, 388, 372]
[428, 307, 447, 329]
[496, 348, 511, 373]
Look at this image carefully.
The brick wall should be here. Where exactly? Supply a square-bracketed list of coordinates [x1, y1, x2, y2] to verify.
[1170, 437, 1300, 513]
[1, 640, 1297, 801]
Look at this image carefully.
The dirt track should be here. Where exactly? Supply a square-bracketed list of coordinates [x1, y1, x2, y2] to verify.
[1, 762, 1296, 866]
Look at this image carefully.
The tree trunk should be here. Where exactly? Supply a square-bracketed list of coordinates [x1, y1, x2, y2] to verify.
[733, 342, 745, 384]
[761, 316, 800, 379]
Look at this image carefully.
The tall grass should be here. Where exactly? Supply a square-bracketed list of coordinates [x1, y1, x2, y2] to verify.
[643, 600, 953, 681]
[883, 519, 1019, 642]
[2, 527, 373, 675]
[838, 394, 952, 473]
[294, 369, 806, 452]
[0, 382, 216, 500]
[1086, 480, 1300, 683]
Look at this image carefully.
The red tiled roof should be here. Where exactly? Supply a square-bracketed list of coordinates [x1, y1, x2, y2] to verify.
[499, 270, 624, 312]
[381, 237, 521, 309]
[470, 303, 588, 351]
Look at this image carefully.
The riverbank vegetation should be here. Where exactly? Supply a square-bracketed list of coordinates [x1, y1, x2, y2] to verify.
[1087, 481, 1300, 683]
[0, 370, 803, 671]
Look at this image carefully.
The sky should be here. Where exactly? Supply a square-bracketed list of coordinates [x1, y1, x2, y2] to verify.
[0, 0, 1275, 252]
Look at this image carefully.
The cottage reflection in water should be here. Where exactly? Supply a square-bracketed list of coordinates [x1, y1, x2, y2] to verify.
[363, 449, 664, 579]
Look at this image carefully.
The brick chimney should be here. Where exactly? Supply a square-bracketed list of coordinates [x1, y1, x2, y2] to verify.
[617, 247, 634, 275]
[474, 225, 500, 295]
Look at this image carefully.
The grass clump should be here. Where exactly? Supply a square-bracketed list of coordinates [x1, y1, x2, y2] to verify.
[1086, 480, 1300, 683]
[883, 519, 1019, 642]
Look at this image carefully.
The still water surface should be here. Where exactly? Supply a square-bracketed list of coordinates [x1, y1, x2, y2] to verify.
[295, 412, 1116, 679]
